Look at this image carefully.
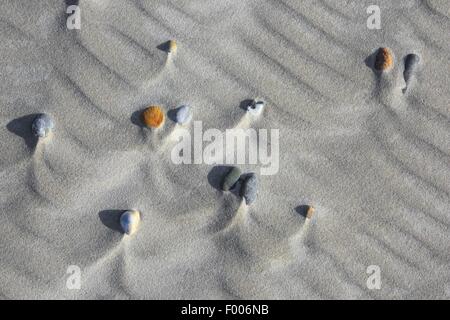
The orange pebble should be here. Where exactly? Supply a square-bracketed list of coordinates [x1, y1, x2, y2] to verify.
[374, 47, 394, 72]
[142, 106, 165, 128]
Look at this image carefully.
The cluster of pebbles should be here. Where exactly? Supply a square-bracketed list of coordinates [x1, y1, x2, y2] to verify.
[373, 47, 421, 93]
[25, 43, 424, 237]
[142, 104, 192, 129]
[221, 167, 258, 205]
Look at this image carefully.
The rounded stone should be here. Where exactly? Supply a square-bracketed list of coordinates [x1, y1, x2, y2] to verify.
[374, 47, 394, 72]
[175, 105, 192, 124]
[32, 114, 54, 138]
[240, 173, 257, 205]
[120, 210, 141, 236]
[222, 166, 241, 191]
[142, 106, 165, 128]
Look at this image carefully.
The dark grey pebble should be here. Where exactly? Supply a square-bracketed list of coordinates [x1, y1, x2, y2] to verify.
[403, 54, 420, 92]
[240, 173, 257, 205]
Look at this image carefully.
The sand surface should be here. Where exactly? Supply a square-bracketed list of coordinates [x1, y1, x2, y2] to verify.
[1, 0, 449, 299]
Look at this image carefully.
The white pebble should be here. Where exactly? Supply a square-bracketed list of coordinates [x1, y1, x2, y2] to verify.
[247, 100, 264, 116]
[175, 105, 192, 124]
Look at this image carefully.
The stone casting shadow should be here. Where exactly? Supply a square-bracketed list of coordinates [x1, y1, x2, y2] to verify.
[207, 165, 244, 197]
[167, 106, 185, 123]
[6, 114, 40, 150]
[295, 205, 312, 219]
[239, 99, 254, 111]
[98, 210, 125, 233]
[130, 109, 148, 129]
[157, 41, 173, 53]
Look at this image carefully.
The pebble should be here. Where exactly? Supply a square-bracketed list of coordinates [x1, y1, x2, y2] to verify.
[247, 100, 264, 116]
[175, 105, 192, 124]
[120, 210, 141, 236]
[240, 173, 257, 205]
[306, 206, 315, 219]
[374, 47, 393, 72]
[142, 106, 165, 128]
[168, 40, 177, 53]
[222, 166, 241, 191]
[403, 53, 420, 91]
[32, 114, 54, 138]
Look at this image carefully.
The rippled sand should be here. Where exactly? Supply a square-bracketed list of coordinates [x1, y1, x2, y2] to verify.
[0, 0, 449, 299]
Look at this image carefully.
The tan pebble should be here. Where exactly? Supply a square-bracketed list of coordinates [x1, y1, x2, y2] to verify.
[306, 206, 315, 219]
[168, 40, 177, 53]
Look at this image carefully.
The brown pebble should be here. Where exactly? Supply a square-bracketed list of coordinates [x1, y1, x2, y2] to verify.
[374, 47, 394, 72]
[306, 206, 315, 219]
[142, 106, 165, 128]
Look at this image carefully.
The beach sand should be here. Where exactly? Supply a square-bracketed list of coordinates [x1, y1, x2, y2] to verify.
[0, 0, 449, 299]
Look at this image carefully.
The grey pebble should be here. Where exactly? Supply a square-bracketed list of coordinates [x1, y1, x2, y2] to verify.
[222, 166, 241, 191]
[120, 210, 141, 236]
[403, 53, 420, 92]
[240, 173, 257, 205]
[32, 114, 54, 138]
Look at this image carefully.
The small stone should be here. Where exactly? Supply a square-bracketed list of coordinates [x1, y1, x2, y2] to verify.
[168, 40, 177, 53]
[374, 47, 394, 72]
[175, 105, 192, 124]
[32, 114, 54, 138]
[120, 210, 141, 236]
[247, 100, 264, 116]
[306, 206, 315, 219]
[142, 106, 165, 128]
[240, 173, 257, 205]
[403, 53, 420, 91]
[222, 166, 241, 191]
